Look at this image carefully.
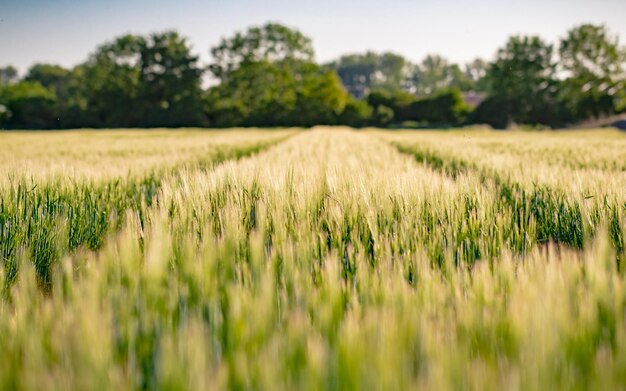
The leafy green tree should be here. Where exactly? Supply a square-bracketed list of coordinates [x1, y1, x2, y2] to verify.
[559, 24, 626, 120]
[79, 34, 145, 127]
[209, 23, 315, 81]
[0, 104, 8, 123]
[413, 55, 472, 96]
[468, 95, 516, 129]
[409, 89, 470, 125]
[464, 58, 489, 91]
[24, 64, 89, 128]
[0, 81, 57, 128]
[327, 52, 412, 97]
[0, 66, 19, 124]
[373, 105, 394, 127]
[207, 60, 348, 127]
[486, 36, 556, 102]
[25, 64, 69, 92]
[338, 99, 374, 127]
[79, 32, 205, 127]
[480, 35, 564, 127]
[138, 31, 205, 127]
[328, 53, 375, 98]
[366, 90, 416, 122]
[292, 64, 349, 126]
[206, 60, 297, 127]
[207, 24, 348, 127]
[0, 66, 18, 87]
[618, 94, 626, 113]
[447, 64, 474, 91]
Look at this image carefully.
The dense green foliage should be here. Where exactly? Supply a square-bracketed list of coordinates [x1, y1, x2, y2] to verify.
[559, 24, 626, 121]
[1, 23, 625, 129]
[209, 23, 316, 82]
[411, 54, 475, 96]
[206, 60, 348, 127]
[326, 52, 411, 97]
[477, 35, 563, 127]
[79, 32, 205, 128]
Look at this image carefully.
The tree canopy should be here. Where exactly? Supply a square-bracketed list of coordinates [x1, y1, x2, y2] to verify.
[73, 32, 205, 127]
[327, 52, 411, 97]
[209, 23, 315, 81]
[0, 66, 18, 87]
[475, 35, 564, 127]
[1, 22, 625, 130]
[413, 55, 463, 96]
[559, 24, 626, 120]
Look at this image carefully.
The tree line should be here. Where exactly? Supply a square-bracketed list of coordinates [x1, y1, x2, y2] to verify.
[1, 22, 625, 129]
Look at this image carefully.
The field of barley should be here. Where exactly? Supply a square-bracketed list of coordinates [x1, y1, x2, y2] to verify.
[1, 127, 625, 390]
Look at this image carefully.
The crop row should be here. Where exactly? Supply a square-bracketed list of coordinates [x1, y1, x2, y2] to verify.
[0, 137, 289, 290]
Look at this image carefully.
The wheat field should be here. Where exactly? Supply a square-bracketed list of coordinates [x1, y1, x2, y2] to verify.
[1, 127, 625, 390]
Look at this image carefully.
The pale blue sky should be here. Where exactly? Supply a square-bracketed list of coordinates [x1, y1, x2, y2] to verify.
[1, 0, 625, 74]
